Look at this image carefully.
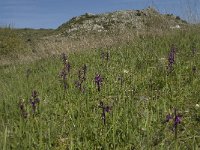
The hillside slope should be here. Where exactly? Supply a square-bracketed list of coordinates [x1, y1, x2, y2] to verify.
[0, 7, 189, 65]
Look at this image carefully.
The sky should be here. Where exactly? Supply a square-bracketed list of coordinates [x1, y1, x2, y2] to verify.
[0, 0, 200, 29]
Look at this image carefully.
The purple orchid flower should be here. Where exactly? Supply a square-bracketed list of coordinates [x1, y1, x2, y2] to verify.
[30, 90, 40, 113]
[165, 108, 182, 139]
[95, 74, 103, 92]
[167, 45, 176, 73]
[99, 101, 112, 125]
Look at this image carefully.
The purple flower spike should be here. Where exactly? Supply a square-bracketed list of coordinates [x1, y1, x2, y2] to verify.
[65, 62, 71, 73]
[174, 115, 181, 126]
[82, 64, 87, 79]
[59, 61, 70, 90]
[78, 70, 82, 81]
[74, 65, 87, 92]
[165, 114, 173, 122]
[95, 74, 103, 92]
[165, 108, 182, 139]
[105, 106, 111, 112]
[174, 109, 182, 139]
[174, 109, 181, 127]
[75, 80, 84, 92]
[99, 101, 111, 125]
[63, 81, 68, 90]
[60, 69, 66, 79]
[106, 52, 109, 61]
[30, 90, 40, 113]
[95, 74, 103, 83]
[32, 90, 38, 98]
[61, 53, 67, 64]
[167, 45, 176, 73]
[30, 100, 36, 113]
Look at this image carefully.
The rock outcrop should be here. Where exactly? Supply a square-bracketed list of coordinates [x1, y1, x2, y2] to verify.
[56, 7, 187, 38]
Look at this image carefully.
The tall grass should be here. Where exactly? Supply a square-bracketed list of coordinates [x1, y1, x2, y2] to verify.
[0, 28, 200, 149]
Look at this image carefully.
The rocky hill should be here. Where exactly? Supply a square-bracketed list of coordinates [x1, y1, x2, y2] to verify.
[55, 7, 187, 38]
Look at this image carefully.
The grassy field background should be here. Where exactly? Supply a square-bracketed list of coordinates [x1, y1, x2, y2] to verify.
[0, 26, 200, 149]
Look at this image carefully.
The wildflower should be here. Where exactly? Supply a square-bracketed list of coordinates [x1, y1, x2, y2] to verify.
[165, 114, 173, 122]
[164, 109, 182, 126]
[60, 70, 68, 90]
[32, 90, 40, 103]
[164, 108, 182, 139]
[59, 62, 70, 90]
[167, 45, 176, 73]
[65, 62, 71, 73]
[159, 57, 166, 61]
[173, 109, 182, 139]
[74, 80, 85, 92]
[75, 80, 82, 90]
[76, 69, 80, 80]
[30, 90, 40, 113]
[60, 69, 67, 80]
[95, 74, 103, 92]
[77, 65, 87, 81]
[18, 99, 28, 118]
[141, 128, 146, 131]
[61, 53, 67, 64]
[74, 65, 87, 92]
[196, 104, 199, 108]
[174, 114, 181, 127]
[123, 69, 129, 74]
[30, 100, 36, 113]
[63, 81, 68, 90]
[99, 101, 112, 125]
[82, 64, 87, 80]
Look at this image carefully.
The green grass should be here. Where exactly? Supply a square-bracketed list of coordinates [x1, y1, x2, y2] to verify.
[0, 28, 27, 55]
[0, 28, 200, 149]
[0, 27, 53, 57]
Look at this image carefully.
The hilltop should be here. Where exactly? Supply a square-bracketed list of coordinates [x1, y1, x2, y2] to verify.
[56, 7, 187, 37]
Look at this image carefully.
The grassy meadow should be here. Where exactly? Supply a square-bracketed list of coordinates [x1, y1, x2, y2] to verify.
[0, 27, 200, 149]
